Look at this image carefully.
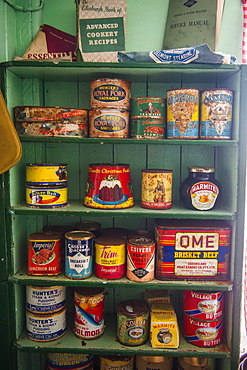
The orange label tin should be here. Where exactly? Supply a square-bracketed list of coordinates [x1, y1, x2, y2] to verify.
[141, 169, 172, 209]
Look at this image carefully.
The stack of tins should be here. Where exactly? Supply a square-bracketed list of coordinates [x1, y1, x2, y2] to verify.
[89, 78, 131, 138]
[26, 286, 66, 342]
[26, 163, 68, 208]
[183, 290, 224, 348]
[45, 353, 93, 370]
[130, 97, 166, 139]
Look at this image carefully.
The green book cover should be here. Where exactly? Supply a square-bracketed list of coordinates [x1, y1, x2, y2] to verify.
[163, 0, 224, 51]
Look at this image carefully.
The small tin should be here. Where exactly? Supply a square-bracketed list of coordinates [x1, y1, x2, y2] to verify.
[126, 237, 155, 282]
[200, 89, 233, 140]
[183, 290, 224, 320]
[84, 163, 134, 209]
[26, 308, 66, 342]
[26, 163, 67, 185]
[90, 78, 131, 109]
[183, 313, 223, 347]
[27, 232, 62, 276]
[89, 108, 129, 138]
[65, 231, 94, 279]
[26, 285, 66, 314]
[117, 300, 149, 346]
[76, 221, 101, 237]
[136, 356, 173, 370]
[130, 118, 165, 139]
[102, 227, 129, 240]
[95, 236, 126, 279]
[46, 353, 93, 370]
[100, 356, 134, 370]
[26, 184, 68, 208]
[177, 357, 209, 370]
[131, 97, 166, 119]
[167, 88, 199, 139]
[74, 287, 105, 340]
[141, 169, 172, 209]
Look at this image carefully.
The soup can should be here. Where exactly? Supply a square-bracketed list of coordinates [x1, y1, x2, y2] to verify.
[117, 300, 149, 346]
[89, 108, 129, 138]
[100, 356, 134, 370]
[131, 97, 166, 119]
[200, 89, 233, 140]
[130, 118, 165, 139]
[46, 353, 93, 370]
[84, 163, 134, 209]
[26, 163, 67, 185]
[26, 184, 68, 208]
[76, 221, 101, 237]
[74, 287, 105, 340]
[177, 357, 209, 370]
[135, 356, 173, 370]
[27, 232, 62, 276]
[141, 169, 172, 209]
[26, 285, 66, 314]
[126, 237, 155, 282]
[167, 88, 199, 139]
[90, 78, 131, 109]
[183, 290, 224, 320]
[95, 236, 126, 279]
[65, 231, 94, 279]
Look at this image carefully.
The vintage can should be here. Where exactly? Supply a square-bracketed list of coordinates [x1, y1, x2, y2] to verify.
[74, 287, 105, 340]
[126, 237, 155, 282]
[177, 357, 209, 370]
[141, 169, 172, 209]
[90, 78, 131, 109]
[200, 89, 233, 140]
[27, 232, 62, 276]
[183, 290, 224, 320]
[76, 221, 101, 237]
[89, 108, 129, 138]
[26, 163, 67, 185]
[183, 313, 223, 347]
[100, 355, 134, 370]
[130, 118, 165, 139]
[26, 285, 66, 314]
[101, 227, 129, 240]
[95, 236, 126, 279]
[136, 356, 173, 370]
[131, 97, 166, 119]
[46, 353, 93, 370]
[128, 229, 154, 241]
[167, 88, 199, 139]
[117, 300, 149, 346]
[84, 163, 134, 209]
[26, 307, 66, 342]
[26, 184, 68, 208]
[65, 231, 94, 279]
[155, 219, 231, 281]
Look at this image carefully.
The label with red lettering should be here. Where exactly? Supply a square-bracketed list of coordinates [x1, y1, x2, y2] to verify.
[190, 181, 219, 210]
[183, 290, 224, 320]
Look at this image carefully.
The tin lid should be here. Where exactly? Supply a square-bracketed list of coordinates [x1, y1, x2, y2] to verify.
[100, 355, 133, 362]
[76, 221, 101, 232]
[128, 229, 154, 240]
[95, 236, 126, 246]
[91, 78, 131, 85]
[180, 357, 208, 366]
[89, 163, 130, 168]
[188, 166, 215, 173]
[75, 287, 104, 297]
[141, 169, 173, 174]
[28, 232, 62, 241]
[65, 230, 94, 240]
[138, 356, 170, 363]
[131, 97, 165, 101]
[128, 237, 154, 247]
[117, 300, 149, 317]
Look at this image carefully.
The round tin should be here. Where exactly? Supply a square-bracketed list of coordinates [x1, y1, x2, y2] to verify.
[101, 227, 129, 240]
[95, 236, 126, 279]
[26, 307, 66, 342]
[183, 313, 223, 347]
[130, 118, 165, 139]
[26, 163, 67, 185]
[131, 97, 166, 119]
[136, 356, 173, 370]
[89, 108, 129, 138]
[128, 229, 154, 241]
[183, 290, 224, 320]
[26, 184, 68, 208]
[65, 231, 94, 279]
[167, 88, 199, 139]
[90, 78, 131, 109]
[141, 169, 173, 209]
[46, 353, 93, 370]
[177, 357, 208, 370]
[27, 232, 62, 276]
[200, 89, 233, 140]
[26, 285, 66, 314]
[74, 287, 105, 340]
[43, 225, 75, 235]
[126, 237, 155, 282]
[117, 299, 149, 346]
[84, 163, 134, 209]
[100, 356, 134, 370]
[76, 221, 101, 237]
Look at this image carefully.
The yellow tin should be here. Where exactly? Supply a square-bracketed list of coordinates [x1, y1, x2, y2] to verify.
[26, 184, 68, 208]
[26, 163, 67, 185]
[100, 356, 134, 370]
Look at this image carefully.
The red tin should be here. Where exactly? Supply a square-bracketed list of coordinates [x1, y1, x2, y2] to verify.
[183, 290, 224, 320]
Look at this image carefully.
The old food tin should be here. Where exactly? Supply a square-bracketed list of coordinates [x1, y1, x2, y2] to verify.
[26, 285, 66, 314]
[128, 229, 154, 241]
[141, 169, 172, 209]
[183, 313, 223, 347]
[89, 108, 129, 138]
[136, 356, 173, 370]
[100, 356, 134, 370]
[126, 237, 155, 282]
[177, 357, 209, 370]
[117, 299, 149, 346]
[47, 353, 93, 370]
[84, 163, 134, 209]
[155, 219, 231, 281]
[200, 89, 233, 140]
[167, 88, 199, 139]
[65, 231, 94, 279]
[183, 290, 224, 320]
[26, 184, 68, 208]
[74, 287, 105, 340]
[26, 307, 66, 342]
[90, 78, 131, 109]
[76, 221, 101, 237]
[26, 163, 67, 185]
[95, 236, 126, 279]
[130, 118, 165, 139]
[27, 232, 62, 276]
[131, 97, 166, 119]
[102, 227, 129, 240]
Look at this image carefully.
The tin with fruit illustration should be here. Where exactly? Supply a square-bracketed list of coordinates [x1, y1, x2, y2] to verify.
[26, 163, 67, 185]
[141, 169, 172, 209]
[183, 290, 224, 320]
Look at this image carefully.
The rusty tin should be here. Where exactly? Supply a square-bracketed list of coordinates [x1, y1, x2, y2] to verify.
[26, 184, 68, 208]
[131, 97, 166, 119]
[46, 353, 93, 370]
[100, 356, 134, 370]
[89, 108, 129, 138]
[130, 118, 165, 139]
[26, 285, 66, 314]
[26, 163, 67, 185]
[183, 290, 224, 320]
[141, 169, 172, 209]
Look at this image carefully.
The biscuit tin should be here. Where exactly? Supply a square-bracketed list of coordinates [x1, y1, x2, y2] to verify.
[89, 108, 129, 138]
[130, 118, 165, 139]
[183, 290, 224, 320]
[131, 97, 166, 119]
[26, 163, 67, 185]
[26, 285, 66, 314]
[141, 169, 172, 209]
[26, 184, 68, 208]
[136, 356, 173, 370]
[155, 219, 231, 280]
[46, 353, 93, 370]
[100, 356, 134, 370]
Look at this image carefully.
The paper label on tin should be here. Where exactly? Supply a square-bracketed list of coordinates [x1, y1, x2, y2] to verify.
[190, 181, 219, 210]
[26, 310, 66, 341]
[65, 239, 93, 278]
[68, 252, 91, 273]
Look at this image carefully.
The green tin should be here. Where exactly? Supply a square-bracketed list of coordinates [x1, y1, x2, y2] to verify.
[130, 118, 165, 139]
[131, 97, 166, 119]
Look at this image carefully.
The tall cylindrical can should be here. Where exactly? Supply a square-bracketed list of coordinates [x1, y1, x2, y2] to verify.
[100, 356, 134, 370]
[183, 290, 224, 320]
[46, 353, 93, 370]
[141, 169, 172, 209]
[26, 163, 67, 185]
[26, 285, 66, 314]
[135, 356, 173, 370]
